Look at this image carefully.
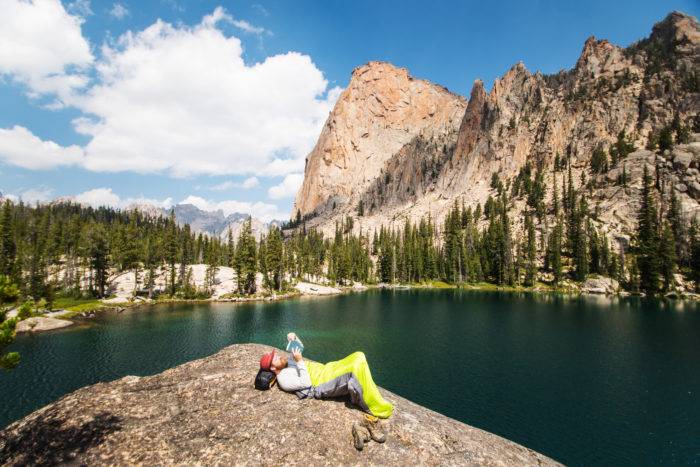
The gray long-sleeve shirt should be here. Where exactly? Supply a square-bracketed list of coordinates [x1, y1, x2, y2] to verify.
[276, 357, 312, 392]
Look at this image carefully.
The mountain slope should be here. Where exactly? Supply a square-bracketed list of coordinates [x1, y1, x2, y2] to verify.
[293, 12, 700, 245]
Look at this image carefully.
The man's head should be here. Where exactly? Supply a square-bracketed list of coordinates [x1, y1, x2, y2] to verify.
[260, 350, 288, 374]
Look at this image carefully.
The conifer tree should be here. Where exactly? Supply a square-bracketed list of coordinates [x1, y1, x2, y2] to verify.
[524, 211, 537, 286]
[636, 165, 660, 295]
[0, 201, 17, 281]
[548, 218, 564, 285]
[659, 223, 677, 292]
[264, 226, 284, 291]
[87, 223, 109, 298]
[164, 210, 179, 295]
[235, 217, 257, 294]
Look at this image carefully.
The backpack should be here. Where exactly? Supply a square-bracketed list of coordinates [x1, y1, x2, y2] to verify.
[254, 368, 276, 390]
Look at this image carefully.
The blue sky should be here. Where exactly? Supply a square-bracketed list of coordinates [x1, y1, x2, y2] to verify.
[0, 0, 697, 221]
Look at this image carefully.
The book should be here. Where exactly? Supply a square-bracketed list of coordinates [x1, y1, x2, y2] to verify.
[286, 338, 304, 354]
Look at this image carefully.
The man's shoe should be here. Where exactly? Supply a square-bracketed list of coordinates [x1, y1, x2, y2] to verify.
[352, 422, 370, 451]
[361, 415, 387, 443]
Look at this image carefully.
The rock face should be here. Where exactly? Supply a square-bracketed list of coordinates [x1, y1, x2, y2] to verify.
[294, 61, 466, 218]
[293, 12, 700, 245]
[0, 344, 558, 466]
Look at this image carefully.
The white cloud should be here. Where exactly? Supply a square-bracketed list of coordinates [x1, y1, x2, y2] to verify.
[73, 187, 172, 210]
[0, 6, 339, 182]
[180, 195, 287, 222]
[268, 173, 303, 199]
[241, 176, 260, 189]
[75, 8, 338, 177]
[67, 0, 92, 17]
[109, 2, 129, 19]
[0, 0, 93, 99]
[0, 126, 84, 169]
[231, 19, 267, 35]
[210, 176, 259, 191]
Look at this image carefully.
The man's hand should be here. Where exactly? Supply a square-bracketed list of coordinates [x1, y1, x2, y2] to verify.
[287, 332, 297, 342]
[291, 348, 303, 363]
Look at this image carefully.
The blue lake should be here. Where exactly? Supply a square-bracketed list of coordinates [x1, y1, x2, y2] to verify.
[2, 290, 699, 465]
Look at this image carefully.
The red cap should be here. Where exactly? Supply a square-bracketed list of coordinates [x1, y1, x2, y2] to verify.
[260, 350, 276, 370]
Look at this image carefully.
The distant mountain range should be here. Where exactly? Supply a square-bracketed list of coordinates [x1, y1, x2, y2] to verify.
[132, 203, 282, 241]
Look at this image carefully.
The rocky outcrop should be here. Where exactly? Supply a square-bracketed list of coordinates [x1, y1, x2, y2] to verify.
[0, 344, 558, 466]
[15, 317, 73, 333]
[294, 12, 700, 246]
[293, 61, 466, 218]
[581, 276, 620, 295]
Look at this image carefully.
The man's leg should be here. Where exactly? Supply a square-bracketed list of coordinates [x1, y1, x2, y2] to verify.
[308, 352, 394, 418]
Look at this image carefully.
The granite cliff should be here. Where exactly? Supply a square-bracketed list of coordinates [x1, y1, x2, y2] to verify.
[0, 344, 558, 466]
[293, 12, 700, 249]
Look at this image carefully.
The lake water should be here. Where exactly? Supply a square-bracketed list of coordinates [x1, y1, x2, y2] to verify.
[2, 290, 699, 465]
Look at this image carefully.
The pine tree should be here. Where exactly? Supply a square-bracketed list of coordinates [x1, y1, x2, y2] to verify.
[164, 210, 179, 295]
[573, 195, 589, 281]
[122, 216, 141, 296]
[636, 165, 660, 295]
[235, 217, 257, 294]
[659, 223, 677, 292]
[524, 211, 537, 286]
[590, 146, 608, 174]
[0, 201, 17, 281]
[264, 226, 284, 291]
[548, 218, 564, 285]
[87, 223, 109, 298]
[667, 188, 685, 262]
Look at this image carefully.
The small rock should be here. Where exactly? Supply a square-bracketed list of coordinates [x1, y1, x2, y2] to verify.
[689, 181, 700, 197]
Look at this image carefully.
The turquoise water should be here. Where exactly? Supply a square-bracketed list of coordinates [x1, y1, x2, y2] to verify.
[2, 290, 699, 465]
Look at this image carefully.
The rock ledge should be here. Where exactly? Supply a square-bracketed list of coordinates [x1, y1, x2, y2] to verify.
[0, 344, 559, 465]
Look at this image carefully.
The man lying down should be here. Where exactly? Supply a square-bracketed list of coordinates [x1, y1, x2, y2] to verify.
[259, 332, 393, 449]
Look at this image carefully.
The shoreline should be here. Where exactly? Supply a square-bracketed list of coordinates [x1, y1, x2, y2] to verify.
[17, 279, 698, 334]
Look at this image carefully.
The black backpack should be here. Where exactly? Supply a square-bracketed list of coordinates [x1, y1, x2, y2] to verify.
[254, 369, 276, 390]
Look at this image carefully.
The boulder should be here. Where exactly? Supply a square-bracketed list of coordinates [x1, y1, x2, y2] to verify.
[295, 281, 342, 295]
[672, 150, 693, 170]
[581, 276, 619, 295]
[0, 344, 557, 466]
[689, 181, 700, 198]
[15, 317, 73, 333]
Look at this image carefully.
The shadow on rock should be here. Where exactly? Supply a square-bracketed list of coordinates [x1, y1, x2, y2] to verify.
[0, 411, 122, 465]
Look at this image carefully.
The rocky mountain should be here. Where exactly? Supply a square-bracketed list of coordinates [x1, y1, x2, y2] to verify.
[128, 203, 280, 241]
[293, 12, 700, 247]
[167, 204, 274, 241]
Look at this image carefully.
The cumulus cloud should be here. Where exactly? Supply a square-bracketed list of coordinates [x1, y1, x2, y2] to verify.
[0, 3, 335, 221]
[180, 195, 287, 222]
[109, 2, 129, 19]
[72, 187, 173, 210]
[0, 126, 84, 169]
[0, 0, 93, 99]
[268, 173, 303, 199]
[74, 9, 336, 177]
[210, 176, 259, 191]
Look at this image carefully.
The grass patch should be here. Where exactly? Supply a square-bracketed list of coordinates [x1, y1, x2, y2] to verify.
[52, 297, 118, 318]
